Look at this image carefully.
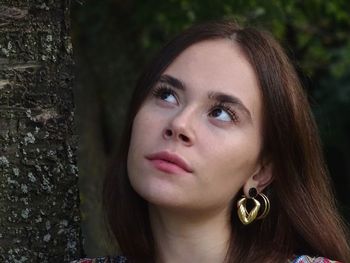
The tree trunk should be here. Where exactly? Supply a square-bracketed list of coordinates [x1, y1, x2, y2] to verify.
[0, 0, 83, 262]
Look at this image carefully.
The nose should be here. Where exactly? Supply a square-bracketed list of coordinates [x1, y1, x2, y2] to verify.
[162, 108, 195, 146]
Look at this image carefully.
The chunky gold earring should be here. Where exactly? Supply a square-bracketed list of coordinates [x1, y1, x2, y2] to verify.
[237, 188, 270, 225]
[237, 188, 261, 225]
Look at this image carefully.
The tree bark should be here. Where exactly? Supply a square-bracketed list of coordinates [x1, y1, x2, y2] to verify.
[0, 0, 83, 262]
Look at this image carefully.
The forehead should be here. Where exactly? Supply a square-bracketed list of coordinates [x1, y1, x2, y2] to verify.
[163, 39, 262, 125]
[164, 39, 259, 92]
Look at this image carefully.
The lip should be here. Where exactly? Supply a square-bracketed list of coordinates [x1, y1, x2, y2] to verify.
[145, 151, 193, 174]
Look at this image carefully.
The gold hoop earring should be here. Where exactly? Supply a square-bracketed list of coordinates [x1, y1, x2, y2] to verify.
[256, 193, 270, 219]
[237, 188, 270, 225]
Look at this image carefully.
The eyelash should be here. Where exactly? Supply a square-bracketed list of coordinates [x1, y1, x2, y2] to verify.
[209, 102, 239, 123]
[151, 85, 177, 102]
[151, 85, 239, 123]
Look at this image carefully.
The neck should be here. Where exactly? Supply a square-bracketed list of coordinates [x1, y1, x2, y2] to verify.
[149, 205, 231, 263]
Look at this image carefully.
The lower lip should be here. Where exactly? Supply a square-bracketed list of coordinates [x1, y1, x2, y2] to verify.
[148, 159, 189, 174]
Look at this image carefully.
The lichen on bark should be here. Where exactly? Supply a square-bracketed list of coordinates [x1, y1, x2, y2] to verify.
[0, 0, 83, 262]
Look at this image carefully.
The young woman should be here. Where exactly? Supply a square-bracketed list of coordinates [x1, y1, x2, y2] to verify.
[74, 20, 350, 263]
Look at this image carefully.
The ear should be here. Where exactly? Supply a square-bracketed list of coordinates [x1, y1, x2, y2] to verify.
[243, 161, 273, 196]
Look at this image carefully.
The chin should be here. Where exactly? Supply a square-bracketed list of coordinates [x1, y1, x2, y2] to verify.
[129, 180, 189, 211]
[135, 181, 179, 204]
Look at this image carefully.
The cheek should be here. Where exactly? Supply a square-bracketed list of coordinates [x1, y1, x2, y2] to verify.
[129, 108, 157, 150]
[127, 109, 162, 192]
[216, 139, 260, 173]
[198, 131, 261, 193]
[127, 113, 147, 176]
[127, 123, 149, 201]
[201, 127, 261, 169]
[128, 111, 150, 160]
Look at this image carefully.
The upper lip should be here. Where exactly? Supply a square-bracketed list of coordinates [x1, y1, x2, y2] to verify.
[145, 151, 193, 173]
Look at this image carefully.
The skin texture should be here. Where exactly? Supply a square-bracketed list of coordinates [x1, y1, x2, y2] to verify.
[127, 39, 272, 263]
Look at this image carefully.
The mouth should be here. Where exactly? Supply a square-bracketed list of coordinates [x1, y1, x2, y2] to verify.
[145, 151, 193, 174]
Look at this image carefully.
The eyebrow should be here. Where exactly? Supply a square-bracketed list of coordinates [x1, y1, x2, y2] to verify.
[159, 74, 185, 90]
[158, 74, 252, 121]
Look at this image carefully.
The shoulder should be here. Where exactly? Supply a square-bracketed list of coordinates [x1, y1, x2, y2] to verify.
[290, 255, 342, 263]
[70, 256, 127, 263]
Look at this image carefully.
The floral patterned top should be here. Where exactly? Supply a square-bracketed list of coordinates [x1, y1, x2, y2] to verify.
[71, 255, 341, 263]
[289, 255, 341, 263]
[71, 256, 126, 263]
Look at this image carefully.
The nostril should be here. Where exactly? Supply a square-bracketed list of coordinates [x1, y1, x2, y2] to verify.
[164, 128, 191, 144]
[179, 134, 189, 143]
[165, 129, 173, 137]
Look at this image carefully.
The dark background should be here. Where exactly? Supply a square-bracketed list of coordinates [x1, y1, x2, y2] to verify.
[70, 0, 350, 257]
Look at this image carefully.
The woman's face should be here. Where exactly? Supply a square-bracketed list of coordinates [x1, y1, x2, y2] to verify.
[127, 39, 264, 213]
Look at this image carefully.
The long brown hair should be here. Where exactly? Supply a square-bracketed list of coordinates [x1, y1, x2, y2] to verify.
[103, 20, 350, 262]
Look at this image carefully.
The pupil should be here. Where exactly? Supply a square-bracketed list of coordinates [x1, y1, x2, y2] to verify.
[161, 92, 170, 100]
[212, 109, 221, 117]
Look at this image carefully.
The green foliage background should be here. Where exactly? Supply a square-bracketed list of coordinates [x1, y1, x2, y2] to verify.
[71, 0, 350, 257]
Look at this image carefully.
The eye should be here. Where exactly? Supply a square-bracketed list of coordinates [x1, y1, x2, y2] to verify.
[152, 85, 178, 105]
[209, 103, 239, 123]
